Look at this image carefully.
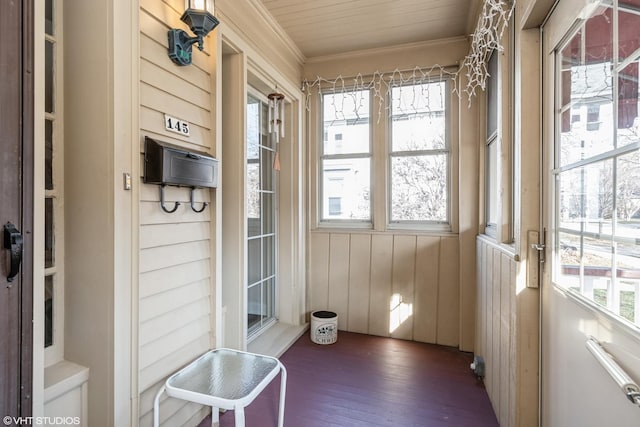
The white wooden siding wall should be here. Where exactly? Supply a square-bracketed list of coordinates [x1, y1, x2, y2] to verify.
[309, 232, 460, 346]
[476, 238, 516, 427]
[476, 237, 539, 427]
[138, 1, 215, 425]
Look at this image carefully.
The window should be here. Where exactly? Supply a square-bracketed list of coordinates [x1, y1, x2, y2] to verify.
[318, 81, 453, 230]
[390, 81, 450, 225]
[247, 92, 277, 338]
[486, 51, 499, 234]
[483, 22, 515, 244]
[44, 0, 64, 365]
[554, 2, 640, 327]
[320, 91, 371, 222]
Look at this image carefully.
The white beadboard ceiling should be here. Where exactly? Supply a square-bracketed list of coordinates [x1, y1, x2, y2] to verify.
[258, 0, 482, 58]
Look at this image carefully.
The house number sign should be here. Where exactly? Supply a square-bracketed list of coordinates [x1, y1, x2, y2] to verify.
[164, 114, 190, 137]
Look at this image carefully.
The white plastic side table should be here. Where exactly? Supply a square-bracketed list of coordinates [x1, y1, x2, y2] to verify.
[153, 348, 287, 427]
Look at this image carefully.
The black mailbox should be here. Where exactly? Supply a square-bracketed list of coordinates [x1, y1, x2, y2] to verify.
[144, 136, 218, 188]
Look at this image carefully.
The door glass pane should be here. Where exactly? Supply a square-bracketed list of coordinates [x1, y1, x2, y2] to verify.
[619, 1, 640, 63]
[45, 275, 53, 347]
[263, 235, 274, 278]
[263, 279, 275, 320]
[261, 148, 273, 191]
[45, 41, 54, 114]
[559, 12, 615, 167]
[45, 119, 53, 190]
[262, 193, 274, 235]
[558, 231, 581, 289]
[247, 284, 262, 331]
[45, 198, 54, 268]
[247, 238, 261, 285]
[616, 152, 640, 228]
[45, 0, 54, 36]
[617, 60, 640, 148]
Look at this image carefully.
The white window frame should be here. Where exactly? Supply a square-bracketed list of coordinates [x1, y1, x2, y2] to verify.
[246, 87, 279, 341]
[483, 21, 515, 245]
[387, 79, 452, 231]
[318, 89, 373, 228]
[44, 0, 65, 367]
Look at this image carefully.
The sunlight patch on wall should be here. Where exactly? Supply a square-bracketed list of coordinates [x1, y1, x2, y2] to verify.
[389, 293, 413, 334]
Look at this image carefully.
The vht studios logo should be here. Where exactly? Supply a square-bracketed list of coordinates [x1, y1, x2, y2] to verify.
[3, 416, 80, 426]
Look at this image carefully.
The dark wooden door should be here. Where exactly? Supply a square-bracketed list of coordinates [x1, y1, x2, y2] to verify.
[1, 0, 34, 419]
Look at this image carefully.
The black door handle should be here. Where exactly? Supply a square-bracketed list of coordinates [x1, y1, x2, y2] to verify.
[4, 222, 23, 282]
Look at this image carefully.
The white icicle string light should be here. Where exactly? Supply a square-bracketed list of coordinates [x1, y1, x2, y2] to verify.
[302, 0, 515, 115]
[460, 0, 515, 99]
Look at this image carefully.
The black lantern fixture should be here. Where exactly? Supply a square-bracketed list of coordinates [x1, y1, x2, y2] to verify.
[168, 0, 219, 66]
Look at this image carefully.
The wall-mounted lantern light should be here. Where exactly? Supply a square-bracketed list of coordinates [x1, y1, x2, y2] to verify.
[168, 0, 219, 66]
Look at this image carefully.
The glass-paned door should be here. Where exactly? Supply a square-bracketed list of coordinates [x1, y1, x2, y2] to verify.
[247, 93, 277, 338]
[542, 1, 640, 425]
[553, 1, 640, 326]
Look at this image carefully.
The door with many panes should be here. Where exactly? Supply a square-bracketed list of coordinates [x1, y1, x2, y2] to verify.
[246, 91, 277, 339]
[542, 1, 640, 425]
[1, 0, 34, 419]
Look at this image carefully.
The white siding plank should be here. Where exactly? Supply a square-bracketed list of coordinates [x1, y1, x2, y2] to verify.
[140, 259, 210, 299]
[347, 234, 371, 334]
[369, 234, 393, 337]
[140, 240, 210, 273]
[309, 233, 330, 311]
[141, 83, 211, 129]
[327, 234, 350, 330]
[139, 334, 210, 391]
[413, 236, 440, 344]
[141, 222, 211, 249]
[140, 279, 210, 323]
[500, 253, 512, 426]
[436, 237, 459, 346]
[491, 248, 502, 418]
[140, 298, 211, 346]
[390, 235, 416, 340]
[141, 59, 211, 107]
[140, 316, 211, 370]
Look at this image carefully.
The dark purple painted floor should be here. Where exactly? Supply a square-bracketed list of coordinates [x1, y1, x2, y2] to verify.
[198, 332, 498, 427]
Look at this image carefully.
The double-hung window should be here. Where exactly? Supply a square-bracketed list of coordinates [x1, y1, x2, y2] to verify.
[389, 81, 450, 227]
[318, 80, 452, 230]
[320, 90, 372, 224]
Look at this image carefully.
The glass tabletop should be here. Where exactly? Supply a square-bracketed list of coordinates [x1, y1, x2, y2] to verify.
[166, 349, 279, 401]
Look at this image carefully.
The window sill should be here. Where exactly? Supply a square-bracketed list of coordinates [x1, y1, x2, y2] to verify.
[311, 228, 459, 237]
[44, 360, 89, 404]
[247, 322, 308, 358]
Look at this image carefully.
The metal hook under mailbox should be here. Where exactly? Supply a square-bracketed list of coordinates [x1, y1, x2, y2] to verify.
[190, 188, 208, 213]
[159, 185, 180, 213]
